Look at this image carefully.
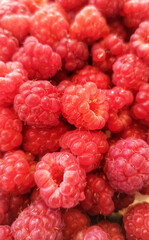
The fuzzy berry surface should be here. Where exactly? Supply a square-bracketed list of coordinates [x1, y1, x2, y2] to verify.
[105, 137, 149, 194]
[56, 0, 87, 10]
[60, 129, 109, 172]
[0, 150, 36, 194]
[34, 152, 86, 208]
[11, 199, 63, 240]
[61, 82, 109, 130]
[14, 80, 61, 128]
[0, 107, 23, 152]
[0, 225, 13, 240]
[73, 226, 110, 240]
[123, 202, 149, 240]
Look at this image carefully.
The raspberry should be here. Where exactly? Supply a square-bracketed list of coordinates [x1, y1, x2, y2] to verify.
[0, 0, 30, 17]
[34, 152, 86, 208]
[14, 80, 61, 128]
[56, 0, 88, 10]
[60, 129, 109, 172]
[0, 28, 18, 62]
[72, 65, 110, 89]
[61, 82, 109, 130]
[30, 3, 69, 47]
[123, 202, 149, 240]
[132, 83, 149, 123]
[0, 150, 36, 194]
[89, 0, 124, 18]
[30, 186, 41, 202]
[80, 173, 114, 216]
[104, 138, 149, 194]
[70, 6, 109, 44]
[113, 192, 135, 211]
[63, 208, 90, 240]
[13, 36, 62, 80]
[23, 121, 69, 156]
[20, 0, 47, 13]
[0, 192, 10, 224]
[109, 20, 128, 40]
[53, 37, 89, 72]
[0, 107, 23, 152]
[0, 61, 27, 107]
[11, 199, 63, 240]
[57, 80, 74, 97]
[0, 226, 13, 240]
[98, 220, 125, 240]
[73, 226, 110, 240]
[120, 122, 147, 141]
[112, 54, 149, 90]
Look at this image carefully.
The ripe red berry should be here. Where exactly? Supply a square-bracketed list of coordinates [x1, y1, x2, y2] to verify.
[56, 0, 88, 11]
[73, 226, 110, 240]
[0, 225, 13, 240]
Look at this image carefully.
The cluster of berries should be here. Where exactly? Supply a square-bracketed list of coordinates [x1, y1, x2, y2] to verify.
[0, 0, 149, 239]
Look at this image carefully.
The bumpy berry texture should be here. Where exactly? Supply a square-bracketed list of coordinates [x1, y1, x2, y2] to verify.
[30, 3, 69, 47]
[0, 225, 13, 240]
[0, 150, 36, 194]
[105, 138, 149, 194]
[109, 20, 128, 40]
[23, 121, 69, 156]
[0, 192, 10, 224]
[112, 54, 149, 90]
[13, 36, 62, 80]
[34, 152, 86, 208]
[120, 122, 147, 141]
[70, 6, 109, 44]
[53, 38, 89, 71]
[0, 107, 23, 152]
[61, 82, 109, 130]
[56, 0, 87, 10]
[81, 173, 114, 216]
[123, 202, 149, 240]
[113, 192, 135, 211]
[132, 83, 149, 124]
[98, 220, 125, 240]
[20, 0, 47, 13]
[60, 129, 109, 172]
[72, 65, 110, 89]
[14, 81, 61, 128]
[73, 226, 110, 240]
[62, 208, 90, 240]
[57, 80, 74, 97]
[11, 200, 63, 240]
[0, 61, 27, 107]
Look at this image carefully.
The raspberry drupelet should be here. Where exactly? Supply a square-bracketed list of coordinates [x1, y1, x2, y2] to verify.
[123, 202, 149, 240]
[11, 200, 63, 240]
[0, 150, 36, 195]
[61, 82, 109, 130]
[57, 80, 74, 98]
[0, 61, 27, 107]
[13, 36, 62, 80]
[60, 129, 109, 172]
[80, 172, 115, 216]
[14, 80, 61, 128]
[53, 37, 89, 72]
[56, 0, 88, 11]
[70, 6, 109, 44]
[0, 107, 23, 152]
[72, 65, 110, 89]
[112, 53, 149, 91]
[0, 225, 13, 240]
[34, 152, 86, 208]
[30, 3, 69, 47]
[73, 226, 110, 240]
[104, 137, 149, 195]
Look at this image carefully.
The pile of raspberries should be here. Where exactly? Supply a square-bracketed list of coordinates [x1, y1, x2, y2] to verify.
[1, 0, 149, 239]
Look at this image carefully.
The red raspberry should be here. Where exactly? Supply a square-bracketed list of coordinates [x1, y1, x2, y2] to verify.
[20, 0, 47, 13]
[73, 226, 110, 240]
[0, 28, 18, 62]
[121, 122, 147, 141]
[132, 83, 149, 123]
[147, 130, 149, 144]
[81, 173, 114, 216]
[0, 226, 13, 240]
[0, 107, 23, 152]
[34, 152, 86, 208]
[89, 0, 124, 18]
[57, 80, 74, 97]
[56, 0, 87, 10]
[0, 192, 10, 224]
[104, 138, 149, 194]
[14, 81, 61, 128]
[0, 150, 36, 194]
[113, 192, 135, 211]
[23, 121, 69, 156]
[30, 3, 69, 47]
[0, 0, 30, 16]
[98, 220, 125, 240]
[109, 20, 128, 40]
[60, 129, 109, 172]
[0, 61, 27, 107]
[13, 36, 62, 80]
[123, 202, 149, 240]
[70, 6, 109, 44]
[53, 38, 89, 71]
[72, 65, 110, 89]
[11, 200, 63, 240]
[61, 82, 109, 130]
[122, 0, 149, 28]
[30, 186, 41, 203]
[112, 54, 149, 91]
[63, 208, 90, 240]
